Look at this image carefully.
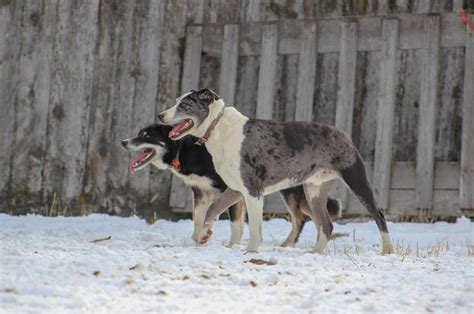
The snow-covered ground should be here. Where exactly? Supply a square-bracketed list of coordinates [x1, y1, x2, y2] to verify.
[0, 214, 472, 313]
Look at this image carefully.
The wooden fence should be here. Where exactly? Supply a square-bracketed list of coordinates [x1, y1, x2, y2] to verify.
[170, 10, 474, 218]
[0, 0, 472, 220]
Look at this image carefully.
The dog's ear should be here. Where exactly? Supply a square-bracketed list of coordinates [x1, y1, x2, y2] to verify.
[196, 88, 219, 102]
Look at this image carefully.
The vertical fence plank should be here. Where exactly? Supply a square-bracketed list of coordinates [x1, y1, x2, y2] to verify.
[169, 25, 203, 210]
[84, 0, 125, 210]
[373, 19, 399, 211]
[101, 0, 136, 215]
[0, 1, 22, 206]
[256, 23, 279, 119]
[181, 26, 203, 92]
[416, 15, 440, 210]
[334, 21, 358, 210]
[295, 22, 318, 121]
[235, 0, 263, 117]
[43, 1, 100, 213]
[9, 0, 56, 210]
[460, 18, 474, 210]
[218, 24, 240, 106]
[128, 0, 164, 219]
[153, 1, 193, 218]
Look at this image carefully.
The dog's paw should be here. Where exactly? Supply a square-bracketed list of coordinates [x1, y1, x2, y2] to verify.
[197, 229, 213, 245]
[380, 243, 394, 255]
[191, 232, 200, 244]
[245, 241, 260, 253]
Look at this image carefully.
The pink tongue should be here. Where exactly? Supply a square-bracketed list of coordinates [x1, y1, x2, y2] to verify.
[169, 121, 188, 138]
[129, 152, 149, 174]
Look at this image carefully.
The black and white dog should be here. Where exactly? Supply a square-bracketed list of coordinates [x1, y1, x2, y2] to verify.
[121, 124, 341, 247]
[157, 88, 394, 254]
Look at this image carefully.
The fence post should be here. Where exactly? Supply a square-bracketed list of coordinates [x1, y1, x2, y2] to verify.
[219, 24, 240, 106]
[416, 15, 440, 211]
[373, 18, 399, 212]
[295, 22, 318, 121]
[256, 23, 279, 119]
[334, 20, 358, 210]
[460, 17, 474, 211]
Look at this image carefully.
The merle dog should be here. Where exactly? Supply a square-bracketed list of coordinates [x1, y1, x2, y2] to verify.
[157, 89, 393, 254]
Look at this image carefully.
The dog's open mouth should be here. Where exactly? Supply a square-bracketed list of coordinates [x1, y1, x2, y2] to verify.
[129, 148, 156, 174]
[169, 119, 194, 139]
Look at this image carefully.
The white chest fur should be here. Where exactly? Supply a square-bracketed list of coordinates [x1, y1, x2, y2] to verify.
[205, 107, 248, 192]
[151, 160, 217, 193]
[172, 170, 217, 192]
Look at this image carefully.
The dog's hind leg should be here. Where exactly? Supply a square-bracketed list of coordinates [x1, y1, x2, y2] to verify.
[228, 199, 245, 246]
[303, 182, 333, 254]
[280, 187, 306, 247]
[339, 153, 394, 254]
[244, 195, 264, 252]
[191, 188, 214, 243]
[280, 187, 342, 247]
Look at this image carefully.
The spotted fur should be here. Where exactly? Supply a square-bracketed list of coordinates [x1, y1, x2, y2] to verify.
[158, 89, 393, 254]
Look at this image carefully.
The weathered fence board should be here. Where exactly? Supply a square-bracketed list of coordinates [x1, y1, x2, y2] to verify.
[352, 51, 380, 161]
[182, 26, 203, 92]
[460, 18, 474, 210]
[84, 0, 124, 209]
[435, 47, 464, 162]
[105, 0, 136, 215]
[10, 0, 56, 209]
[127, 0, 164, 216]
[334, 21, 358, 209]
[295, 22, 318, 122]
[373, 19, 399, 210]
[416, 16, 441, 210]
[43, 1, 99, 211]
[0, 1, 23, 206]
[218, 24, 240, 106]
[169, 25, 203, 210]
[256, 24, 279, 119]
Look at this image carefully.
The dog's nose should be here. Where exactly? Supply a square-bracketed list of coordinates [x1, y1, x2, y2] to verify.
[121, 140, 128, 148]
[157, 113, 165, 122]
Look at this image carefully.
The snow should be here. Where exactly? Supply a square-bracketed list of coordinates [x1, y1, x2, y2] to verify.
[0, 214, 473, 313]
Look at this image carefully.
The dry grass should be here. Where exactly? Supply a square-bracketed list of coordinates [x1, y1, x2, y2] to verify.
[327, 228, 473, 260]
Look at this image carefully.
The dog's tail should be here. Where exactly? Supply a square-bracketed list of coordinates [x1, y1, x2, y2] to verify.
[339, 152, 389, 234]
[327, 198, 342, 221]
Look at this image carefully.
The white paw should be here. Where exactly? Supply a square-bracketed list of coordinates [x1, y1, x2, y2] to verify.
[312, 233, 328, 254]
[246, 240, 260, 253]
[197, 227, 213, 245]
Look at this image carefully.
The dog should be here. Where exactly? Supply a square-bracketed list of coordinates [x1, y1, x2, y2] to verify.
[121, 124, 341, 247]
[157, 88, 394, 254]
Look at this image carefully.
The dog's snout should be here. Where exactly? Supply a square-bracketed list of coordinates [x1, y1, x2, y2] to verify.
[157, 113, 165, 122]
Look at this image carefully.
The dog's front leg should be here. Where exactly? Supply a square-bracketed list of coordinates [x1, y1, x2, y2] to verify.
[191, 188, 214, 243]
[197, 188, 242, 244]
[244, 195, 263, 253]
